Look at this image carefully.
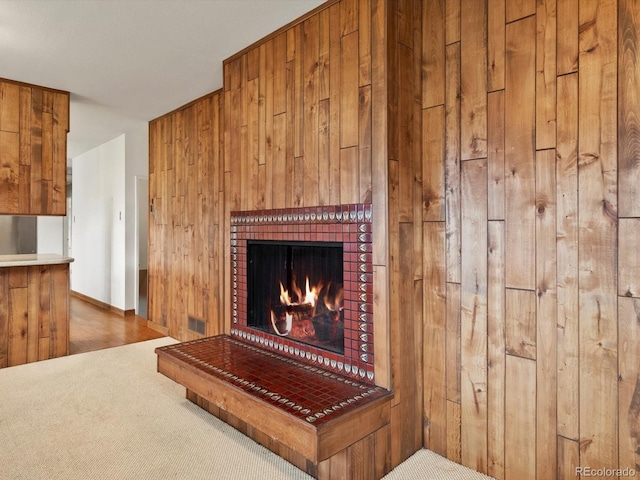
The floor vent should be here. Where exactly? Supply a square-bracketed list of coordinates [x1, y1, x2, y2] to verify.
[188, 316, 206, 335]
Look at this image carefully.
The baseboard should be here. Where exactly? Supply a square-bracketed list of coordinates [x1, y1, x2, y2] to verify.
[71, 290, 130, 317]
[147, 321, 169, 335]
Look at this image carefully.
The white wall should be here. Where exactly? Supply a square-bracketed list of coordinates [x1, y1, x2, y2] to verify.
[37, 216, 64, 255]
[124, 122, 148, 312]
[70, 121, 148, 313]
[71, 134, 126, 309]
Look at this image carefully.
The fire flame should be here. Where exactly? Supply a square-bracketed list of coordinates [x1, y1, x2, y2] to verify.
[278, 277, 320, 307]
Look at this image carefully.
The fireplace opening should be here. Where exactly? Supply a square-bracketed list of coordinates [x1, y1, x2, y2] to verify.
[246, 240, 344, 355]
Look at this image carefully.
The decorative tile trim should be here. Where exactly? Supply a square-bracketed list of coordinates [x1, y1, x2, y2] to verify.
[230, 203, 375, 384]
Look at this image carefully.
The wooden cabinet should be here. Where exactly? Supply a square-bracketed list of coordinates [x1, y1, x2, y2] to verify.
[0, 78, 69, 215]
[0, 256, 72, 368]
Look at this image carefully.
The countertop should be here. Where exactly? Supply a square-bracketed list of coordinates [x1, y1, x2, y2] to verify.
[0, 253, 74, 268]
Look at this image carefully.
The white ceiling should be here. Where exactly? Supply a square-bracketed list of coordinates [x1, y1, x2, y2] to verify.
[0, 0, 325, 158]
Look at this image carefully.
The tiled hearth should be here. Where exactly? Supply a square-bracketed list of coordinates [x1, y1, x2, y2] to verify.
[230, 203, 375, 384]
[156, 336, 389, 426]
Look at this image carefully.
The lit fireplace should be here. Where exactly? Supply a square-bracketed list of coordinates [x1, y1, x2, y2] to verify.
[230, 204, 375, 383]
[247, 241, 344, 354]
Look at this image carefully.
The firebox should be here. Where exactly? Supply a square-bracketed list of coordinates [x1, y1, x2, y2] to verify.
[246, 240, 344, 354]
[230, 203, 375, 383]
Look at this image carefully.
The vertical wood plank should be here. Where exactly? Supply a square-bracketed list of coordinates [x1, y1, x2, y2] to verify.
[0, 81, 20, 132]
[0, 270, 8, 367]
[340, 146, 358, 205]
[8, 287, 28, 366]
[422, 106, 445, 221]
[619, 0, 640, 217]
[359, 85, 372, 204]
[304, 15, 320, 207]
[318, 98, 330, 206]
[329, 3, 342, 206]
[505, 355, 536, 480]
[487, 220, 505, 480]
[487, 90, 505, 221]
[445, 0, 460, 45]
[536, 0, 557, 150]
[505, 16, 536, 290]
[506, 0, 536, 23]
[578, 0, 618, 471]
[359, 0, 371, 87]
[460, 0, 487, 160]
[557, 0, 579, 75]
[618, 297, 640, 472]
[505, 288, 536, 360]
[619, 219, 640, 298]
[26, 266, 40, 363]
[460, 158, 488, 473]
[488, 0, 505, 92]
[0, 131, 19, 212]
[446, 400, 462, 464]
[557, 436, 580, 480]
[445, 43, 461, 284]
[18, 86, 31, 214]
[273, 33, 287, 116]
[30, 88, 42, 215]
[422, 0, 445, 108]
[618, 298, 640, 470]
[556, 72, 579, 441]
[50, 264, 70, 359]
[536, 149, 558, 480]
[423, 221, 447, 456]
[341, 31, 359, 148]
[446, 282, 461, 403]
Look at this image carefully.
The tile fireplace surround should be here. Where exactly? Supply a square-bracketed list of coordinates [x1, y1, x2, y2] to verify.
[230, 203, 375, 384]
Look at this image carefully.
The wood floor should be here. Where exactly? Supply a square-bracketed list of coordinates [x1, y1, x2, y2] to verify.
[69, 295, 165, 355]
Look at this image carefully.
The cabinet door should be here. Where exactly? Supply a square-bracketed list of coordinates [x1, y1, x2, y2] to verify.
[0, 80, 69, 215]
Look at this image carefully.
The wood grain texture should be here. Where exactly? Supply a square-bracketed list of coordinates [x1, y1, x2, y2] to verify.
[487, 91, 505, 221]
[0, 79, 69, 215]
[556, 72, 579, 441]
[506, 0, 536, 23]
[460, 158, 488, 474]
[487, 221, 505, 480]
[422, 106, 444, 221]
[505, 16, 536, 290]
[619, 0, 640, 217]
[423, 221, 447, 456]
[148, 92, 223, 340]
[557, 0, 578, 75]
[578, 0, 619, 471]
[618, 297, 640, 472]
[460, 0, 487, 160]
[536, 0, 557, 150]
[505, 288, 536, 360]
[487, 0, 505, 92]
[535, 149, 557, 480]
[445, 43, 461, 284]
[422, 0, 445, 108]
[0, 263, 69, 369]
[619, 218, 640, 298]
[146, 0, 640, 477]
[505, 355, 536, 480]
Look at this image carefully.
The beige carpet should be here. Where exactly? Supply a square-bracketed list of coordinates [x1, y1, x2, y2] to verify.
[0, 337, 493, 480]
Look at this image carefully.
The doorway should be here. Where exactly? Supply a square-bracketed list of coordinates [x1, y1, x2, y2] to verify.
[135, 176, 149, 318]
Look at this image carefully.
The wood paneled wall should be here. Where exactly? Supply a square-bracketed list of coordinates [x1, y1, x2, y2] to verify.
[422, 0, 640, 478]
[0, 264, 69, 368]
[0, 78, 69, 215]
[148, 92, 224, 340]
[148, 0, 640, 477]
[149, 0, 422, 473]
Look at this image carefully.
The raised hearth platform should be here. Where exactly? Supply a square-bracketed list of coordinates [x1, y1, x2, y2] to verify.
[156, 335, 393, 478]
